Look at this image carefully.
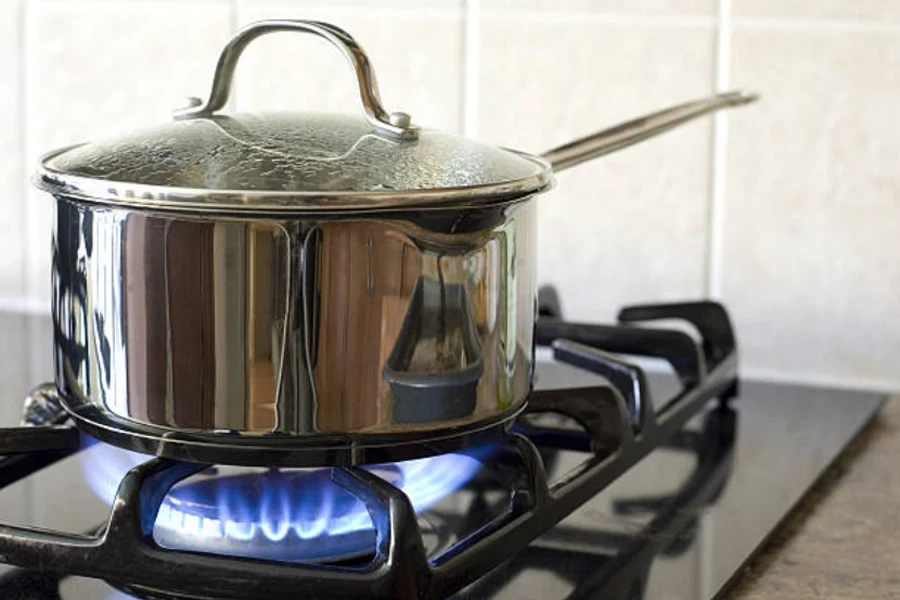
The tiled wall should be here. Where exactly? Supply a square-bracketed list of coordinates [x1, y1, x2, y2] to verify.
[0, 0, 897, 391]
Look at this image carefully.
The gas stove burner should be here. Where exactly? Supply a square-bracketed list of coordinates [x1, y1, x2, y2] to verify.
[0, 301, 743, 600]
[110, 516, 458, 600]
[154, 469, 380, 563]
[82, 440, 486, 563]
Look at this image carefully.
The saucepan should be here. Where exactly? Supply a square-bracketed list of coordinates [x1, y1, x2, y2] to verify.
[28, 19, 757, 466]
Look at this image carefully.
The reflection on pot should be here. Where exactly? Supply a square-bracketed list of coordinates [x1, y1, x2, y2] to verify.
[383, 276, 484, 424]
[50, 197, 536, 440]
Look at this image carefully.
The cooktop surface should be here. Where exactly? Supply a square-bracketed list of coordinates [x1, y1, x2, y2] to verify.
[0, 311, 884, 599]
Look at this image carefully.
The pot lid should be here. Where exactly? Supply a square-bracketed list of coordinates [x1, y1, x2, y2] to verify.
[36, 20, 551, 213]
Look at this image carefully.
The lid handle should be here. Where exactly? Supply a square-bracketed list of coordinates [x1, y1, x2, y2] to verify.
[173, 19, 419, 140]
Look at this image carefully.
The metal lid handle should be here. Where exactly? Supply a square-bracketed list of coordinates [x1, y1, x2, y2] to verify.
[173, 19, 419, 140]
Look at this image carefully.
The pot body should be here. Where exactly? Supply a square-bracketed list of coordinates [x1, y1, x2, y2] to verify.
[50, 195, 537, 461]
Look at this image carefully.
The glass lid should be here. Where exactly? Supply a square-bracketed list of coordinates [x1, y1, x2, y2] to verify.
[35, 20, 551, 213]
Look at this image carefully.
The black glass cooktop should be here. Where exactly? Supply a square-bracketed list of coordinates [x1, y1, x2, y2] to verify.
[0, 311, 884, 599]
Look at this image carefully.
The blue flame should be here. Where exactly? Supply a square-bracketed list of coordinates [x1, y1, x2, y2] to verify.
[82, 439, 485, 561]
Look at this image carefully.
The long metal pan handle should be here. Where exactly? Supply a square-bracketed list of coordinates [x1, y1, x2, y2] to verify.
[541, 90, 758, 172]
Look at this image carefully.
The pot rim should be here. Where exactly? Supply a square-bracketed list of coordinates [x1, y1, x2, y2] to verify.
[35, 145, 554, 214]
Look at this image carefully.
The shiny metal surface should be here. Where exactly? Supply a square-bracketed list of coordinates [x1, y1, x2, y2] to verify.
[173, 20, 420, 140]
[541, 90, 758, 171]
[50, 196, 536, 458]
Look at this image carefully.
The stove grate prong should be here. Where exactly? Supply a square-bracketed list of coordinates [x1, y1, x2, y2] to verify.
[331, 465, 430, 587]
[618, 301, 737, 369]
[550, 340, 652, 432]
[104, 458, 211, 542]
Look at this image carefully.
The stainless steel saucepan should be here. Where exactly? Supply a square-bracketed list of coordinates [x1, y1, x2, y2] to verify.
[27, 19, 756, 466]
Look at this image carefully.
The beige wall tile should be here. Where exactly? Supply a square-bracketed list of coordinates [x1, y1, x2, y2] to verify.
[723, 28, 900, 387]
[483, 0, 714, 16]
[235, 2, 464, 133]
[24, 0, 232, 302]
[733, 0, 900, 22]
[479, 15, 716, 322]
[0, 0, 24, 298]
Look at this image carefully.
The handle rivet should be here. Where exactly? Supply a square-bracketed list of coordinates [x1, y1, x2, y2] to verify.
[183, 96, 203, 109]
[389, 112, 411, 128]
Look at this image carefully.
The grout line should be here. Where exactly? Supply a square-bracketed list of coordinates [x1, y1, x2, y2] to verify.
[706, 0, 730, 299]
[462, 0, 480, 138]
[741, 366, 900, 395]
[699, 512, 714, 597]
[229, 0, 239, 32]
[16, 0, 27, 303]
[732, 15, 900, 32]
[264, 3, 461, 19]
[0, 296, 50, 315]
[538, 348, 900, 394]
[479, 6, 900, 32]
[228, 0, 239, 112]
[14, 0, 35, 525]
[481, 8, 715, 27]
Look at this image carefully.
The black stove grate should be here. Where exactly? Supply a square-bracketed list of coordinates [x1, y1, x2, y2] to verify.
[0, 301, 738, 600]
[454, 403, 736, 600]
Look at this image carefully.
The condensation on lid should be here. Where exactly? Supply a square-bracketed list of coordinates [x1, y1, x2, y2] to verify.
[36, 112, 551, 213]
